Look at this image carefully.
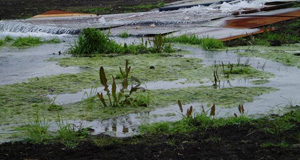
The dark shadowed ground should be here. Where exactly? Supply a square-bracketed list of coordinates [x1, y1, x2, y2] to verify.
[0, 122, 300, 160]
[0, 0, 178, 20]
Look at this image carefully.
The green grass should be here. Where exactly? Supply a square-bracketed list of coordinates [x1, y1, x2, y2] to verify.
[0, 39, 4, 46]
[12, 37, 43, 47]
[12, 37, 61, 47]
[4, 36, 13, 42]
[118, 32, 130, 38]
[70, 28, 175, 56]
[165, 35, 225, 50]
[261, 141, 290, 148]
[140, 114, 252, 134]
[23, 112, 52, 144]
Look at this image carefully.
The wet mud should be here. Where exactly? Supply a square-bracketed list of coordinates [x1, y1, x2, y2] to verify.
[0, 122, 300, 160]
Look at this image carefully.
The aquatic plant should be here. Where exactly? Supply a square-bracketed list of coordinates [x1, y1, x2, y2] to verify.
[164, 35, 225, 50]
[97, 60, 147, 107]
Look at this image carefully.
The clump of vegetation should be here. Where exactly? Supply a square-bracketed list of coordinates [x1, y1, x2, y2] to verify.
[70, 28, 175, 56]
[23, 112, 90, 147]
[55, 115, 90, 148]
[140, 103, 250, 134]
[165, 35, 225, 50]
[13, 37, 43, 47]
[12, 36, 61, 47]
[70, 28, 123, 55]
[0, 39, 3, 46]
[118, 31, 130, 38]
[4, 36, 13, 42]
[23, 112, 52, 144]
[97, 60, 148, 107]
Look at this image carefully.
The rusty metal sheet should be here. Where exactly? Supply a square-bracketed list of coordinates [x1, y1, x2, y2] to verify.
[107, 25, 180, 36]
[32, 10, 95, 18]
[225, 8, 300, 28]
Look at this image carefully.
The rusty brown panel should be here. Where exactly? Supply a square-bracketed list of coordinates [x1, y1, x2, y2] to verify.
[220, 28, 275, 41]
[32, 10, 94, 18]
[226, 9, 300, 28]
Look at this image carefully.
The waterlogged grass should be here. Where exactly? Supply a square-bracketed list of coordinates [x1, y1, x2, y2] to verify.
[165, 35, 225, 50]
[0, 50, 275, 125]
[140, 115, 252, 134]
[51, 54, 273, 82]
[6, 36, 61, 48]
[232, 45, 300, 68]
[140, 108, 300, 136]
[70, 86, 276, 121]
[0, 75, 276, 124]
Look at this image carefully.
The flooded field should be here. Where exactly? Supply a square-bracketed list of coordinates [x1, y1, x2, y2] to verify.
[0, 1, 300, 158]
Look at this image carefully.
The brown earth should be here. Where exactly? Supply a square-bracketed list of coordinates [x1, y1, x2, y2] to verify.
[0, 0, 178, 20]
[0, 123, 300, 160]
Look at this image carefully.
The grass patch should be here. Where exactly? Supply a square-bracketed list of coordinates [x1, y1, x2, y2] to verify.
[118, 31, 130, 38]
[165, 35, 225, 50]
[4, 36, 14, 42]
[12, 37, 43, 47]
[0, 39, 4, 46]
[12, 37, 61, 48]
[70, 28, 175, 56]
[140, 114, 252, 134]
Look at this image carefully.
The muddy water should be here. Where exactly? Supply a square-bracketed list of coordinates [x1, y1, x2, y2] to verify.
[41, 45, 300, 137]
[0, 36, 81, 86]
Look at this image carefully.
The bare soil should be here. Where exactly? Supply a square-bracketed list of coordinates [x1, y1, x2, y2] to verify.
[0, 122, 299, 160]
[0, 0, 178, 20]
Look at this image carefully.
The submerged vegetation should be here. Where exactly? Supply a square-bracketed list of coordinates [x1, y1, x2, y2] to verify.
[70, 28, 175, 56]
[233, 44, 300, 68]
[0, 36, 61, 48]
[165, 35, 225, 50]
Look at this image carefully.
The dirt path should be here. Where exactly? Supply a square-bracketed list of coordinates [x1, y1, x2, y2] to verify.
[0, 0, 178, 20]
